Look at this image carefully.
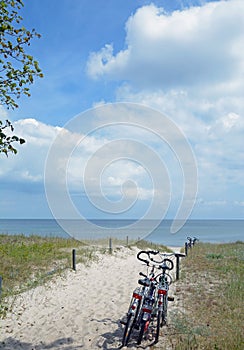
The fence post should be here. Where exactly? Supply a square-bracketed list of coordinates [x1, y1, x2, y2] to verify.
[0, 276, 2, 299]
[72, 249, 76, 271]
[109, 238, 112, 254]
[126, 235, 129, 246]
[175, 253, 185, 280]
[185, 242, 188, 256]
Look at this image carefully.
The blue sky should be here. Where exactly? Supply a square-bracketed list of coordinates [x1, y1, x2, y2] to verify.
[0, 0, 243, 221]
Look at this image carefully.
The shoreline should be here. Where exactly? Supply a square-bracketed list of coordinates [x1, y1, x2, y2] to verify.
[1, 219, 244, 247]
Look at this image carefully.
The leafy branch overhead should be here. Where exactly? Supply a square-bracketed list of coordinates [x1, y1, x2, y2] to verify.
[0, 119, 25, 155]
[0, 0, 43, 155]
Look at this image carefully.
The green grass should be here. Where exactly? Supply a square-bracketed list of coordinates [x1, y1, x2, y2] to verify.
[0, 235, 94, 297]
[164, 242, 244, 350]
[82, 237, 170, 252]
[132, 239, 172, 252]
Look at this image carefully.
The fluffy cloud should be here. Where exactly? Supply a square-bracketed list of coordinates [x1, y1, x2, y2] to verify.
[0, 119, 60, 184]
[87, 1, 244, 90]
[0, 118, 161, 203]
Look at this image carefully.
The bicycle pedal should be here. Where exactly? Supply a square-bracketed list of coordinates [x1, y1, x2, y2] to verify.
[168, 296, 174, 301]
[120, 317, 127, 325]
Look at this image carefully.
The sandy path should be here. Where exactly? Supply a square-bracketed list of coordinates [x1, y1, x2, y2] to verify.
[0, 246, 182, 350]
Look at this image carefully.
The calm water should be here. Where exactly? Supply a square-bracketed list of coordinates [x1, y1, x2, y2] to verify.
[0, 219, 243, 247]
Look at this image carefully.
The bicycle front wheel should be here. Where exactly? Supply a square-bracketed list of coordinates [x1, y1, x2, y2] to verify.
[122, 313, 135, 346]
[162, 295, 168, 325]
[137, 319, 147, 345]
[155, 309, 162, 344]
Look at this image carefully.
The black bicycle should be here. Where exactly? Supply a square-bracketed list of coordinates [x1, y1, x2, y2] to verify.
[187, 236, 198, 248]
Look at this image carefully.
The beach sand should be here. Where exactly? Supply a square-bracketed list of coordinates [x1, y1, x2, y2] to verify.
[0, 246, 182, 350]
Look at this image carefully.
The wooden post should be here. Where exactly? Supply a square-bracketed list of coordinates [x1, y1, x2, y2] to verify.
[72, 249, 76, 271]
[185, 242, 188, 256]
[0, 276, 2, 299]
[109, 238, 112, 254]
[126, 235, 129, 246]
[176, 254, 180, 280]
[175, 253, 185, 280]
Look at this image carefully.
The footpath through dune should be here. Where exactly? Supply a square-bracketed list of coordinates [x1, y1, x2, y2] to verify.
[0, 246, 182, 350]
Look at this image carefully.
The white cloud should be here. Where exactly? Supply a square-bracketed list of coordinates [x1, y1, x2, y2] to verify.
[86, 0, 244, 219]
[1, 118, 162, 205]
[0, 119, 60, 184]
[87, 1, 244, 89]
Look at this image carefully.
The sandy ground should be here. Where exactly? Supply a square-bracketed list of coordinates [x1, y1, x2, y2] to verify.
[0, 246, 182, 350]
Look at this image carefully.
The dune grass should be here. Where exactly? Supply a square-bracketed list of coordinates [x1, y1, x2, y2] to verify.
[158, 241, 244, 350]
[0, 234, 96, 314]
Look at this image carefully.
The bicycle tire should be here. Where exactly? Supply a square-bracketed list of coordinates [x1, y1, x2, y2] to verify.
[155, 309, 162, 343]
[137, 319, 147, 345]
[122, 313, 134, 346]
[161, 295, 168, 325]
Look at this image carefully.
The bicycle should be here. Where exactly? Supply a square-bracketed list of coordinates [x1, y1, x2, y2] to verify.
[136, 251, 159, 345]
[151, 254, 174, 344]
[121, 250, 158, 347]
[187, 236, 198, 248]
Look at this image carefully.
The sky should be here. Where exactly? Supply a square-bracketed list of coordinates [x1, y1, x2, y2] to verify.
[0, 0, 243, 221]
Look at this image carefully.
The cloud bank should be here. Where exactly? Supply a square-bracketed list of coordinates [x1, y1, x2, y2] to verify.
[85, 0, 244, 218]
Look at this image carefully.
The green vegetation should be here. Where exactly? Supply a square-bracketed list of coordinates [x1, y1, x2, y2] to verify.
[0, 0, 43, 155]
[132, 239, 171, 252]
[0, 235, 94, 301]
[160, 242, 244, 350]
[82, 237, 169, 251]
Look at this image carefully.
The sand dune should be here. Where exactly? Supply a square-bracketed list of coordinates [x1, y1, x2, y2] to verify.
[0, 246, 182, 350]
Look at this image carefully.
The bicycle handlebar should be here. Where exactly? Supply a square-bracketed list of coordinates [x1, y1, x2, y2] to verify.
[187, 236, 198, 241]
[137, 250, 174, 270]
[136, 250, 159, 265]
[149, 252, 175, 264]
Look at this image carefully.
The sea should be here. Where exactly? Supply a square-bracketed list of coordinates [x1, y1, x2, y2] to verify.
[0, 219, 243, 247]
